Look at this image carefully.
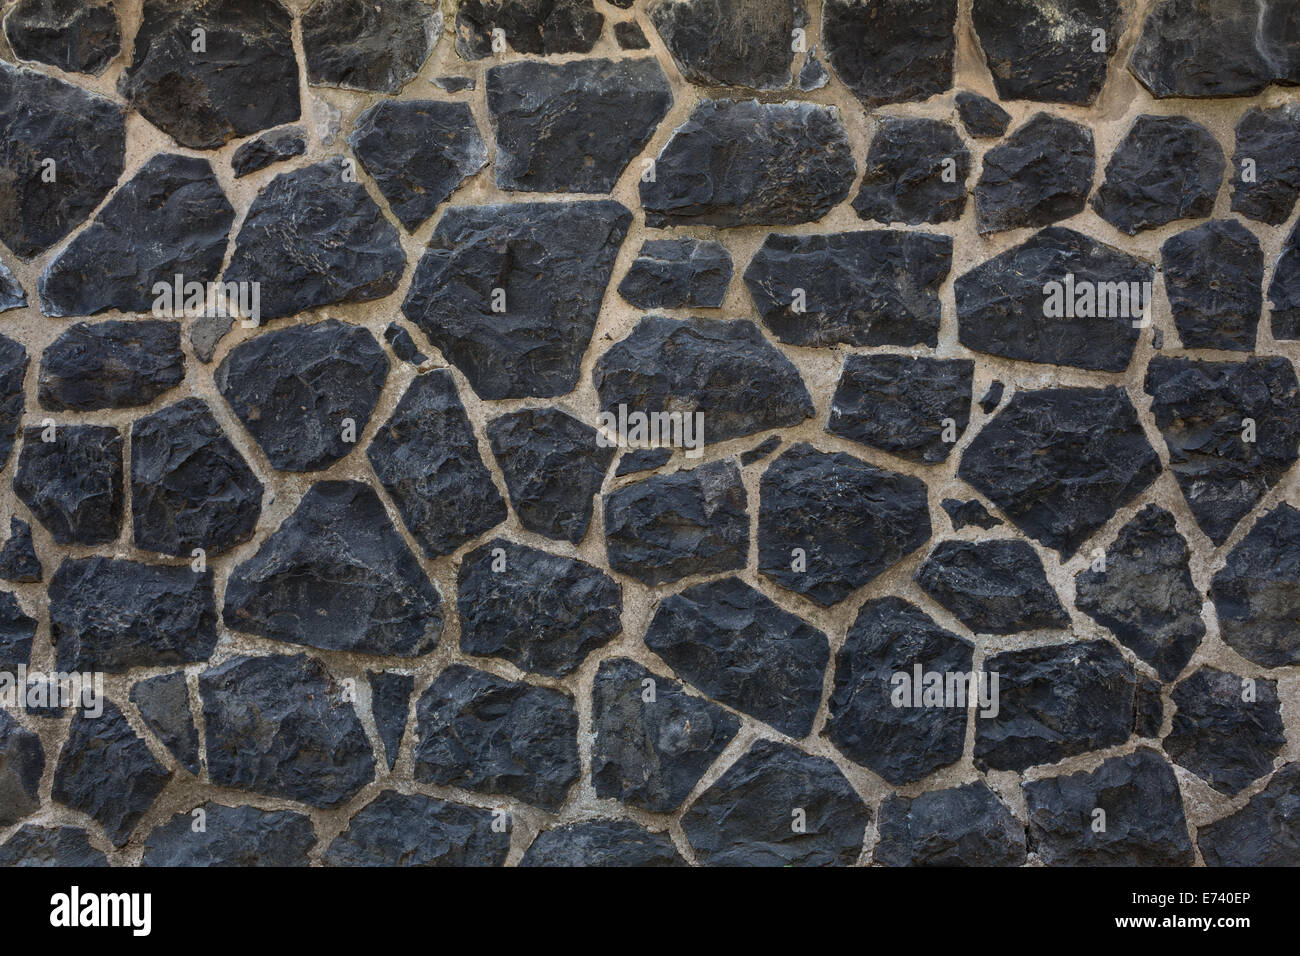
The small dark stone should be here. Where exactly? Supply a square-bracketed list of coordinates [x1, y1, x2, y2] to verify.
[0, 593, 35, 675]
[130, 672, 200, 774]
[14, 425, 122, 546]
[975, 114, 1095, 234]
[38, 320, 184, 411]
[941, 498, 1001, 531]
[618, 238, 732, 310]
[144, 803, 316, 866]
[875, 782, 1027, 867]
[741, 436, 781, 466]
[0, 518, 41, 584]
[190, 314, 234, 364]
[1165, 666, 1284, 796]
[366, 671, 413, 771]
[615, 448, 672, 476]
[1161, 220, 1263, 351]
[522, 820, 685, 867]
[649, 0, 805, 90]
[324, 790, 510, 867]
[978, 381, 1003, 414]
[916, 539, 1069, 634]
[798, 51, 829, 91]
[3, 0, 119, 75]
[455, 0, 604, 59]
[1271, 219, 1300, 340]
[1211, 503, 1300, 668]
[822, 0, 956, 107]
[1197, 763, 1300, 866]
[383, 323, 428, 366]
[955, 91, 1010, 138]
[0, 826, 107, 867]
[615, 19, 648, 49]
[302, 0, 438, 93]
[0, 706, 42, 825]
[853, 118, 969, 225]
[1231, 106, 1300, 225]
[231, 126, 306, 178]
[0, 259, 24, 313]
[433, 75, 474, 92]
[1136, 675, 1164, 738]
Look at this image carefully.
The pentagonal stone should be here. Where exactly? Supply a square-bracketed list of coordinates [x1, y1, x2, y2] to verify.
[916, 539, 1068, 634]
[825, 597, 971, 784]
[200, 653, 375, 808]
[302, 0, 438, 93]
[853, 118, 969, 225]
[1165, 667, 1284, 796]
[231, 126, 305, 178]
[0, 707, 42, 826]
[366, 671, 413, 771]
[682, 739, 870, 866]
[522, 820, 685, 867]
[224, 481, 442, 657]
[143, 803, 315, 866]
[323, 790, 509, 867]
[1197, 763, 1300, 866]
[1162, 220, 1262, 351]
[975, 114, 1094, 234]
[618, 238, 732, 310]
[955, 91, 1009, 139]
[640, 99, 855, 227]
[3, 0, 121, 75]
[39, 320, 183, 411]
[644, 576, 828, 737]
[456, 0, 603, 59]
[14, 424, 122, 546]
[1211, 503, 1300, 668]
[402, 201, 630, 400]
[759, 443, 930, 606]
[216, 319, 388, 472]
[0, 259, 24, 313]
[1231, 106, 1300, 225]
[744, 230, 951, 347]
[649, 0, 806, 90]
[822, 0, 955, 107]
[0, 825, 107, 867]
[413, 664, 579, 812]
[0, 518, 39, 585]
[0, 592, 36, 672]
[875, 782, 1027, 867]
[958, 387, 1160, 558]
[367, 371, 506, 558]
[130, 672, 200, 774]
[941, 498, 1000, 531]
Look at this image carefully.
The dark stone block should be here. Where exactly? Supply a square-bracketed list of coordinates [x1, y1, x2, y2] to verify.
[822, 0, 956, 107]
[955, 91, 1009, 138]
[523, 820, 685, 867]
[366, 671, 413, 771]
[978, 380, 1003, 414]
[975, 114, 1094, 234]
[798, 51, 828, 91]
[456, 0, 603, 59]
[0, 592, 36, 674]
[1231, 106, 1300, 225]
[302, 0, 438, 93]
[618, 238, 732, 310]
[39, 320, 184, 411]
[614, 20, 648, 49]
[0, 707, 43, 826]
[0, 826, 107, 867]
[941, 498, 1000, 531]
[14, 424, 122, 546]
[231, 126, 306, 178]
[324, 790, 509, 867]
[3, 0, 120, 75]
[0, 518, 40, 584]
[1161, 220, 1262, 351]
[383, 323, 427, 366]
[875, 782, 1026, 866]
[615, 448, 672, 475]
[1165, 666, 1284, 796]
[917, 539, 1069, 634]
[649, 0, 805, 90]
[130, 672, 200, 774]
[1211, 503, 1300, 668]
[1136, 675, 1164, 738]
[1268, 218, 1300, 340]
[144, 803, 315, 866]
[1197, 763, 1300, 866]
[853, 118, 969, 225]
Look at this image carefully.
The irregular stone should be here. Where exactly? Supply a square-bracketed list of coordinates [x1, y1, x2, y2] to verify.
[1165, 667, 1284, 796]
[366, 671, 413, 771]
[0, 593, 35, 674]
[649, 0, 805, 90]
[1231, 106, 1300, 225]
[38, 320, 183, 411]
[487, 408, 612, 544]
[3, 0, 120, 75]
[231, 126, 306, 178]
[349, 100, 487, 231]
[740, 436, 781, 466]
[118, 0, 299, 149]
[917, 539, 1069, 634]
[129, 672, 200, 774]
[383, 323, 427, 366]
[1271, 220, 1300, 340]
[1136, 674, 1164, 738]
[975, 114, 1094, 234]
[223, 158, 405, 320]
[827, 354, 972, 463]
[368, 371, 506, 557]
[798, 50, 829, 91]
[200, 653, 375, 808]
[1211, 503, 1300, 668]
[0, 338, 26, 473]
[1197, 763, 1300, 866]
[822, 0, 956, 107]
[433, 75, 474, 92]
[958, 387, 1160, 558]
[224, 481, 442, 657]
[522, 820, 685, 867]
[759, 443, 930, 606]
[0, 62, 125, 258]
[1144, 357, 1300, 545]
[0, 259, 24, 313]
[978, 380, 1003, 414]
[190, 314, 233, 364]
[216, 319, 389, 472]
[144, 803, 315, 866]
[853, 118, 969, 224]
[1161, 220, 1262, 351]
[413, 664, 579, 812]
[941, 498, 1000, 531]
[955, 91, 1009, 138]
[682, 739, 870, 866]
[0, 826, 107, 867]
[745, 230, 951, 347]
[403, 201, 629, 399]
[604, 460, 748, 586]
[324, 790, 509, 867]
[641, 99, 855, 227]
[644, 576, 828, 737]
[616, 448, 672, 476]
[825, 598, 972, 784]
[0, 707, 42, 825]
[875, 782, 1027, 867]
[0, 518, 40, 584]
[455, 0, 603, 58]
[618, 238, 732, 309]
[14, 425, 122, 546]
[615, 19, 649, 49]
[595, 315, 814, 443]
[302, 0, 438, 93]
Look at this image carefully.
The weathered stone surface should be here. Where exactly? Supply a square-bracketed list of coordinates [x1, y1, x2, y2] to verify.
[216, 319, 388, 472]
[231, 126, 305, 178]
[456, 0, 603, 59]
[403, 201, 629, 399]
[459, 539, 621, 677]
[595, 315, 814, 443]
[1162, 220, 1262, 351]
[1231, 106, 1300, 225]
[368, 371, 506, 557]
[14, 425, 122, 546]
[349, 100, 486, 231]
[383, 323, 427, 366]
[615, 20, 648, 50]
[302, 0, 438, 93]
[0, 63, 125, 259]
[618, 238, 732, 309]
[941, 498, 1000, 531]
[225, 481, 442, 656]
[0, 519, 40, 584]
[522, 820, 685, 867]
[825, 597, 971, 784]
[130, 672, 200, 774]
[0, 259, 24, 313]
[875, 782, 1027, 867]
[745, 230, 952, 347]
[119, 0, 299, 149]
[616, 448, 672, 476]
[38, 320, 183, 411]
[52, 700, 170, 845]
[223, 159, 405, 320]
[0, 593, 35, 674]
[1075, 506, 1204, 682]
[366, 671, 412, 771]
[828, 354, 972, 463]
[917, 539, 1069, 634]
[644, 576, 828, 737]
[1211, 503, 1300, 668]
[853, 118, 969, 225]
[955, 91, 1009, 138]
[0, 825, 107, 866]
[1165, 667, 1283, 796]
[759, 443, 930, 606]
[0, 707, 42, 825]
[487, 408, 611, 544]
[1144, 357, 1300, 546]
[975, 640, 1136, 772]
[200, 653, 375, 808]
[3, 0, 120, 75]
[641, 100, 855, 227]
[50, 557, 216, 672]
[414, 664, 579, 811]
[1023, 747, 1194, 865]
[604, 460, 748, 586]
[649, 0, 805, 90]
[975, 114, 1094, 234]
[1197, 763, 1300, 866]
[1271, 219, 1300, 340]
[144, 803, 316, 866]
[682, 739, 870, 866]
[798, 50, 828, 91]
[822, 0, 956, 107]
[959, 387, 1160, 558]
[324, 790, 509, 867]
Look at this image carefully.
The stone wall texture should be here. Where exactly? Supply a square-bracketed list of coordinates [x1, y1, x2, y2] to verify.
[0, 0, 1297, 867]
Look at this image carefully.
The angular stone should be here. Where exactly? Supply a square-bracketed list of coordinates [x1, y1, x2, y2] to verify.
[1211, 503, 1300, 668]
[941, 498, 1000, 531]
[1197, 763, 1300, 866]
[324, 790, 509, 867]
[682, 739, 870, 866]
[822, 0, 956, 107]
[1075, 506, 1204, 682]
[955, 91, 1009, 138]
[615, 20, 649, 50]
[959, 387, 1160, 558]
[383, 323, 427, 366]
[917, 539, 1069, 634]
[0, 259, 24, 313]
[302, 0, 438, 93]
[1144, 357, 1300, 545]
[1271, 220, 1300, 340]
[825, 598, 971, 784]
[0, 63, 125, 259]
[617, 238, 732, 310]
[798, 51, 828, 91]
[0, 518, 40, 584]
[130, 672, 200, 774]
[403, 201, 629, 399]
[231, 126, 306, 178]
[413, 664, 579, 812]
[200, 653, 375, 808]
[366, 671, 413, 771]
[119, 0, 299, 149]
[39, 320, 183, 411]
[0, 336, 23, 473]
[14, 425, 122, 546]
[616, 448, 672, 476]
[487, 408, 612, 544]
[3, 0, 120, 75]
[0, 707, 42, 826]
[522, 820, 685, 867]
[1231, 106, 1300, 225]
[0, 825, 107, 867]
[225, 481, 442, 656]
[0, 593, 35, 674]
[144, 803, 315, 866]
[641, 99, 855, 227]
[759, 443, 930, 606]
[455, 0, 603, 59]
[604, 460, 748, 586]
[349, 100, 486, 231]
[649, 0, 805, 90]
[745, 230, 951, 347]
[216, 319, 389, 472]
[367, 371, 506, 557]
[975, 114, 1094, 234]
[828, 354, 972, 463]
[1162, 220, 1262, 351]
[595, 315, 814, 443]
[875, 782, 1027, 867]
[644, 576, 828, 737]
[853, 118, 969, 225]
[1165, 666, 1284, 795]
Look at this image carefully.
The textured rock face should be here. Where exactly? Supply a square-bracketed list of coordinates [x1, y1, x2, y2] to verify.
[302, 0, 438, 93]
[366, 671, 412, 771]
[1211, 503, 1300, 668]
[0, 825, 108, 867]
[0, 260, 25, 313]
[975, 114, 1095, 234]
[0, 592, 36, 672]
[853, 118, 969, 225]
[955, 92, 1009, 138]
[38, 320, 183, 411]
[650, 0, 805, 90]
[14, 424, 122, 546]
[875, 782, 1027, 867]
[916, 539, 1068, 634]
[324, 790, 509, 867]
[822, 0, 956, 107]
[619, 239, 732, 309]
[3, 0, 121, 75]
[1165, 667, 1284, 795]
[456, 0, 604, 59]
[0, 707, 43, 826]
[130, 672, 200, 774]
[522, 820, 685, 867]
[1197, 763, 1300, 866]
[1232, 106, 1300, 225]
[144, 804, 316, 866]
[232, 127, 306, 178]
[1161, 220, 1263, 351]
[1271, 220, 1300, 340]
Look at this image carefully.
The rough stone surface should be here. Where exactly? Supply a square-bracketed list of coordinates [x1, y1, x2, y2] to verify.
[3, 0, 120, 75]
[522, 819, 684, 867]
[616, 448, 672, 475]
[130, 672, 200, 774]
[798, 51, 828, 91]
[975, 114, 1094, 234]
[38, 320, 184, 411]
[14, 425, 122, 546]
[615, 20, 648, 50]
[875, 782, 1027, 867]
[1161, 220, 1263, 351]
[618, 238, 732, 310]
[1210, 503, 1300, 668]
[0, 825, 107, 866]
[231, 126, 306, 178]
[1197, 763, 1300, 866]
[649, 0, 805, 90]
[302, 0, 438, 93]
[0, 518, 40, 584]
[323, 790, 509, 867]
[822, 0, 956, 107]
[852, 118, 969, 225]
[916, 539, 1069, 634]
[0, 592, 35, 673]
[1231, 106, 1300, 225]
[455, 0, 604, 59]
[383, 323, 427, 366]
[143, 803, 315, 866]
[941, 498, 1000, 531]
[366, 671, 413, 771]
[0, 259, 24, 313]
[955, 91, 1009, 138]
[0, 336, 24, 472]
[1165, 666, 1284, 796]
[1270, 219, 1300, 340]
[0, 707, 42, 826]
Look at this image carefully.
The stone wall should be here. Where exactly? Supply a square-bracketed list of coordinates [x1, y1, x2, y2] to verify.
[0, 0, 1296, 866]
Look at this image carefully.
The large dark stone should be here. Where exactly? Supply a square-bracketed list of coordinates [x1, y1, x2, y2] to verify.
[38, 320, 184, 411]
[14, 425, 122, 546]
[522, 820, 685, 867]
[130, 672, 200, 774]
[1165, 667, 1284, 796]
[822, 0, 956, 107]
[0, 592, 36, 673]
[916, 539, 1069, 634]
[853, 118, 969, 225]
[618, 238, 732, 310]
[1197, 763, 1300, 866]
[324, 790, 510, 867]
[1211, 503, 1300, 668]
[649, 0, 805, 90]
[366, 671, 412, 771]
[0, 825, 107, 867]
[875, 782, 1027, 867]
[144, 803, 316, 866]
[1231, 106, 1300, 225]
[302, 0, 438, 93]
[1161, 220, 1263, 351]
[3, 0, 120, 75]
[455, 0, 604, 59]
[975, 114, 1094, 234]
[0, 707, 42, 826]
[955, 91, 1010, 139]
[231, 126, 305, 178]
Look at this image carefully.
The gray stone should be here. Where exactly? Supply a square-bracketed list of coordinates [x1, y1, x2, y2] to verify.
[1197, 763, 1300, 866]
[1210, 503, 1300, 668]
[302, 0, 439, 93]
[975, 114, 1094, 234]
[456, 0, 603, 59]
[1161, 219, 1263, 351]
[1136, 674, 1164, 739]
[0, 826, 107, 866]
[1165, 666, 1284, 796]
[0, 707, 42, 826]
[14, 425, 122, 546]
[1271, 219, 1300, 340]
[649, 0, 806, 90]
[1231, 106, 1300, 225]
[366, 671, 413, 771]
[324, 790, 509, 867]
[144, 803, 316, 866]
[853, 118, 969, 225]
[822, 0, 956, 107]
[955, 91, 1009, 138]
[3, 0, 120, 74]
[0, 593, 35, 674]
[39, 320, 183, 411]
[875, 782, 1027, 866]
[0, 259, 24, 312]
[941, 498, 1000, 531]
[522, 820, 685, 867]
[130, 672, 200, 774]
[618, 238, 732, 310]
[916, 539, 1069, 634]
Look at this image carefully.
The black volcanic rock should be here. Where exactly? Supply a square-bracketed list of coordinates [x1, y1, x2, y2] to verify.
[955, 91, 1009, 138]
[0, 336, 23, 471]
[130, 672, 200, 774]
[302, 0, 438, 93]
[0, 518, 40, 584]
[649, 0, 805, 90]
[618, 238, 732, 309]
[917, 539, 1069, 634]
[38, 320, 183, 411]
[324, 790, 510, 867]
[366, 671, 412, 771]
[0, 707, 42, 825]
[14, 425, 122, 546]
[455, 0, 603, 59]
[1165, 667, 1284, 796]
[403, 201, 629, 400]
[615, 20, 648, 49]
[975, 114, 1094, 234]
[144, 803, 315, 866]
[3, 0, 120, 75]
[1271, 220, 1300, 340]
[0, 825, 107, 867]
[1210, 503, 1300, 668]
[224, 481, 442, 657]
[853, 118, 969, 225]
[231, 126, 305, 178]
[0, 592, 36, 674]
[875, 782, 1027, 867]
[522, 820, 685, 867]
[1161, 220, 1262, 351]
[1231, 106, 1300, 225]
[941, 499, 1000, 531]
[822, 0, 956, 107]
[1197, 763, 1300, 866]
